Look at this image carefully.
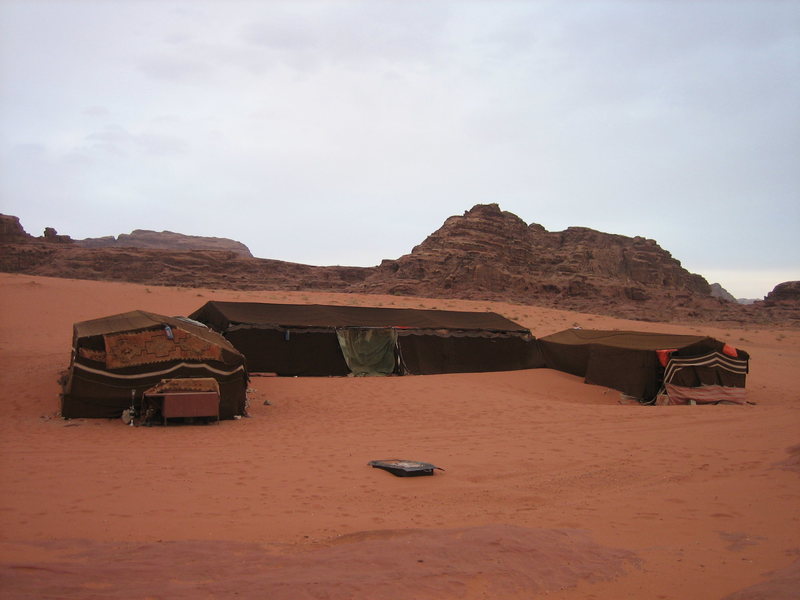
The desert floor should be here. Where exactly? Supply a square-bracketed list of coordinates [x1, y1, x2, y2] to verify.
[0, 273, 798, 599]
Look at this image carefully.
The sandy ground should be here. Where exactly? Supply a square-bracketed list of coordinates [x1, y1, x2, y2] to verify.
[0, 273, 798, 599]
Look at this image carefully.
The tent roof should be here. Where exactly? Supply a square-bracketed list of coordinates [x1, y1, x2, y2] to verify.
[190, 301, 530, 333]
[538, 329, 714, 351]
[73, 310, 239, 352]
[74, 310, 176, 338]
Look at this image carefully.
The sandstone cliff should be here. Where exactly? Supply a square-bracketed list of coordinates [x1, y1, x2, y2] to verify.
[0, 214, 32, 242]
[762, 281, 800, 309]
[748, 281, 800, 323]
[0, 243, 367, 291]
[356, 204, 729, 321]
[76, 229, 253, 257]
[710, 283, 737, 303]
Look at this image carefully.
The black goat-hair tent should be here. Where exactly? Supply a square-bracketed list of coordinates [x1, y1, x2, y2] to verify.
[62, 310, 248, 419]
[538, 328, 749, 403]
[188, 301, 544, 376]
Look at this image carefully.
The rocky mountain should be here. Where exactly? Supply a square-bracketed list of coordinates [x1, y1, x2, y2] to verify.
[763, 281, 800, 306]
[0, 215, 251, 256]
[754, 280, 800, 322]
[0, 214, 32, 241]
[710, 283, 737, 303]
[361, 204, 710, 304]
[351, 204, 757, 321]
[76, 229, 252, 257]
[0, 214, 72, 244]
[1, 206, 796, 325]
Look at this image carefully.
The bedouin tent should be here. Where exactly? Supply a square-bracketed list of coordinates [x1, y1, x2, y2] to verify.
[538, 329, 749, 404]
[61, 310, 248, 419]
[188, 301, 544, 376]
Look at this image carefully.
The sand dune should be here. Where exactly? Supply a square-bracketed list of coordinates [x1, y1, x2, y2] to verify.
[0, 273, 798, 599]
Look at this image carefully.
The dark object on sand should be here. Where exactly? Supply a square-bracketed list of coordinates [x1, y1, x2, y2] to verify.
[368, 459, 444, 477]
[538, 328, 749, 404]
[62, 310, 248, 420]
[189, 300, 542, 377]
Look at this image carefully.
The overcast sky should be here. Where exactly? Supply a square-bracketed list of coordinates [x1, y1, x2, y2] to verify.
[1, 1, 798, 298]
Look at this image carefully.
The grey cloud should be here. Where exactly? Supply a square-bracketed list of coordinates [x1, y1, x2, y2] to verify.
[138, 133, 188, 156]
[138, 54, 214, 83]
[83, 106, 110, 117]
[84, 125, 187, 157]
[84, 126, 135, 156]
[242, 2, 450, 69]
[9, 142, 47, 159]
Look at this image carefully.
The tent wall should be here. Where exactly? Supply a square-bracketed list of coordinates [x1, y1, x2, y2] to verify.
[663, 351, 749, 396]
[539, 340, 659, 399]
[583, 347, 661, 400]
[398, 334, 544, 375]
[225, 328, 350, 376]
[219, 328, 542, 376]
[539, 329, 748, 401]
[537, 341, 590, 378]
[62, 363, 247, 419]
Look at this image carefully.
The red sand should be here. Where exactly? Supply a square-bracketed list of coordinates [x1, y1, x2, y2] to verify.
[0, 273, 798, 599]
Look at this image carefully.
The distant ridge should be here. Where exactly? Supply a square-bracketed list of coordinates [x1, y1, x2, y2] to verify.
[1, 207, 797, 325]
[0, 214, 252, 256]
[76, 229, 253, 257]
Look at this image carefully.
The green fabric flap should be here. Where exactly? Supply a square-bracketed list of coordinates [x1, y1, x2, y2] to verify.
[336, 328, 398, 376]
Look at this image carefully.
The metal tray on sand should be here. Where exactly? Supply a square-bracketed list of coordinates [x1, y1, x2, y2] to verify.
[368, 459, 444, 477]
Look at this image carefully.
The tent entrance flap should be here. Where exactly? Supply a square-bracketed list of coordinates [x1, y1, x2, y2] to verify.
[336, 328, 398, 376]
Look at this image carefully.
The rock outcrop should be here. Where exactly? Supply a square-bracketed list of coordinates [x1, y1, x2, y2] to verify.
[710, 283, 737, 303]
[367, 204, 710, 297]
[0, 214, 32, 242]
[751, 281, 800, 323]
[763, 281, 800, 307]
[77, 229, 253, 257]
[356, 204, 727, 320]
[1, 215, 72, 244]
